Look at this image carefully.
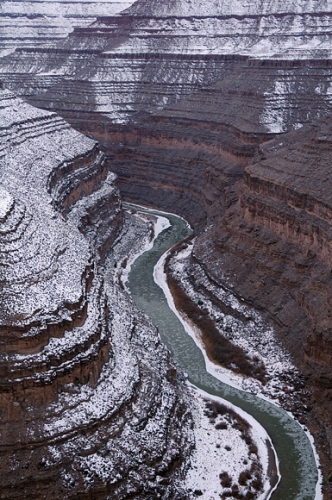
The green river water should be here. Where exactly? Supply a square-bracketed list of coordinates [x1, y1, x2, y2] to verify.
[126, 204, 319, 500]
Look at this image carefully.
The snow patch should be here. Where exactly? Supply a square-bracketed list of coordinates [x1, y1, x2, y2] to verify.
[185, 387, 277, 500]
[0, 186, 14, 219]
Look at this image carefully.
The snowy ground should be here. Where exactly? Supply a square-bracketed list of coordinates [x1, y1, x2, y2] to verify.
[185, 387, 275, 500]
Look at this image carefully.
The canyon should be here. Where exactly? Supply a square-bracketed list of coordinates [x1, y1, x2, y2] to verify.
[0, 89, 193, 499]
[1, 0, 332, 498]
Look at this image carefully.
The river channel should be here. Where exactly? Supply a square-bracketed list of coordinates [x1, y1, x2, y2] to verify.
[126, 204, 319, 500]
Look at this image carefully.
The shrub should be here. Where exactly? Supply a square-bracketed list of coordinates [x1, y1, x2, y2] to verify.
[216, 422, 228, 430]
[238, 470, 251, 486]
[231, 484, 239, 495]
[249, 444, 258, 455]
[204, 400, 228, 419]
[252, 474, 263, 491]
[219, 471, 232, 488]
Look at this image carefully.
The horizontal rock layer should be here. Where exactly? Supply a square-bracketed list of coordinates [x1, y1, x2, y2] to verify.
[0, 90, 192, 498]
[2, 0, 332, 495]
[0, 0, 332, 133]
[0, 0, 133, 57]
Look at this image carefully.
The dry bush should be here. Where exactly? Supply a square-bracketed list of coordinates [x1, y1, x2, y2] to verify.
[250, 463, 263, 491]
[204, 400, 228, 418]
[238, 469, 252, 486]
[215, 422, 228, 430]
[231, 484, 240, 496]
[219, 471, 232, 488]
[248, 444, 258, 455]
[252, 474, 263, 491]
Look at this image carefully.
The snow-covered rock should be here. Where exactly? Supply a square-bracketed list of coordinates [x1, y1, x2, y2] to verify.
[0, 0, 135, 57]
[0, 89, 193, 498]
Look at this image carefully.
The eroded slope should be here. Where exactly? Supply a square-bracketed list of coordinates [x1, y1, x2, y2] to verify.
[0, 90, 193, 499]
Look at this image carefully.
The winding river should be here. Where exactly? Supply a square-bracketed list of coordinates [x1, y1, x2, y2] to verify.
[126, 203, 320, 500]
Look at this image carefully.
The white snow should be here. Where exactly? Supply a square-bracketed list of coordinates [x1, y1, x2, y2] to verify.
[0, 0, 135, 55]
[128, 0, 332, 18]
[0, 186, 14, 219]
[0, 89, 94, 323]
[185, 386, 277, 500]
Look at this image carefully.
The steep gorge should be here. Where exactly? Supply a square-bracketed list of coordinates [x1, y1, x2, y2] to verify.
[2, 0, 332, 497]
[0, 89, 192, 499]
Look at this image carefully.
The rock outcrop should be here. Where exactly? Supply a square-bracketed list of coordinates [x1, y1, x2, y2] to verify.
[0, 89, 192, 499]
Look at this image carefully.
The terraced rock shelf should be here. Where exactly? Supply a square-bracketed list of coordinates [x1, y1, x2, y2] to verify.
[0, 89, 193, 499]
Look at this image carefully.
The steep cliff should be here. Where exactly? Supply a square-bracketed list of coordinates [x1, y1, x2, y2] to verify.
[0, 89, 193, 499]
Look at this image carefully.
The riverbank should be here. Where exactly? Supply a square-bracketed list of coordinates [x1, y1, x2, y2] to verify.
[117, 203, 321, 499]
[158, 235, 323, 500]
[120, 205, 278, 499]
[153, 240, 278, 500]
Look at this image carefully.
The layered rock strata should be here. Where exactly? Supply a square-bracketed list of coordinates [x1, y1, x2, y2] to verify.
[0, 0, 332, 131]
[0, 0, 134, 57]
[0, 90, 193, 498]
[186, 121, 332, 497]
[2, 0, 332, 495]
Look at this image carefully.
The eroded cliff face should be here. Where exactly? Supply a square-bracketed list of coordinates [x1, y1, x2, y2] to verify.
[1, 0, 332, 130]
[0, 89, 193, 499]
[0, 0, 134, 57]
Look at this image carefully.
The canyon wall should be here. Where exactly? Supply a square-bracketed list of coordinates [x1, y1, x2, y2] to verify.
[0, 89, 192, 499]
[0, 0, 134, 57]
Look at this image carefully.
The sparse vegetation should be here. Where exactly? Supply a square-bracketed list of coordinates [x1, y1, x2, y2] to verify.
[220, 465, 261, 500]
[166, 272, 266, 382]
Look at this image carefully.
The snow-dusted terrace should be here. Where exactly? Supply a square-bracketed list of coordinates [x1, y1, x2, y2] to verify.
[0, 89, 96, 325]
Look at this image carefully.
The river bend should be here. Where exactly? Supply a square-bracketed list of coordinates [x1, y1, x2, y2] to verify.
[126, 204, 320, 500]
